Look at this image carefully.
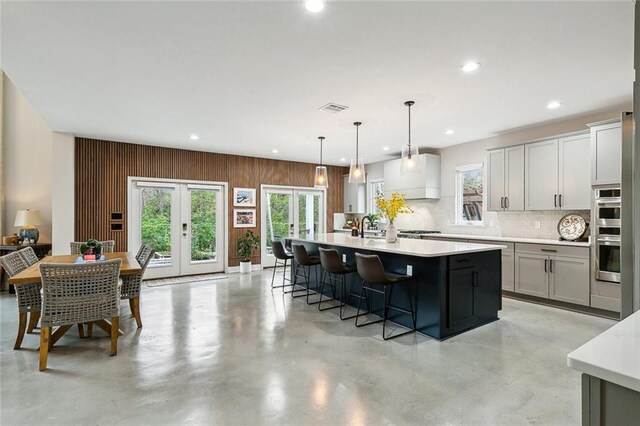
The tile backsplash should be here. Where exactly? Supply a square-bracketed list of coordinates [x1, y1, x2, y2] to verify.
[392, 196, 591, 240]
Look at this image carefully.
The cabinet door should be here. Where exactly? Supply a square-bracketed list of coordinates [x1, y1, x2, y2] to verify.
[549, 255, 590, 306]
[515, 253, 549, 298]
[525, 139, 559, 210]
[505, 146, 525, 211]
[559, 134, 591, 210]
[487, 149, 505, 211]
[343, 175, 365, 213]
[447, 267, 477, 333]
[591, 123, 621, 186]
[502, 251, 515, 292]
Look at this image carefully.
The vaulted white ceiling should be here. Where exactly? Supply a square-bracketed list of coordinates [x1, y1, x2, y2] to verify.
[1, 1, 634, 165]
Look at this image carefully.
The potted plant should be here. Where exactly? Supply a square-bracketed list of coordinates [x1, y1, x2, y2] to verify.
[376, 192, 413, 243]
[80, 239, 103, 260]
[237, 230, 260, 274]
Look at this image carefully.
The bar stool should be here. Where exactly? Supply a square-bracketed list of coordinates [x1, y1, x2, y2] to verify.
[318, 248, 360, 320]
[270, 241, 293, 290]
[354, 253, 417, 340]
[291, 244, 321, 305]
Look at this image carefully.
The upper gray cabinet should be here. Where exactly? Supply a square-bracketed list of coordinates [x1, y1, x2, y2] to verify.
[525, 133, 590, 211]
[589, 120, 621, 186]
[383, 153, 441, 199]
[487, 146, 524, 211]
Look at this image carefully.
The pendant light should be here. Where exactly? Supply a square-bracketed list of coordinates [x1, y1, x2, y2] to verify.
[314, 136, 329, 189]
[400, 100, 422, 175]
[349, 122, 366, 183]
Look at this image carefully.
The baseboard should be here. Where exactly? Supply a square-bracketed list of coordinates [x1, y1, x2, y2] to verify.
[227, 264, 262, 273]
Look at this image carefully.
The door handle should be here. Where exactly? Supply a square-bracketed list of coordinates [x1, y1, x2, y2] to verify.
[544, 259, 548, 272]
[559, 194, 562, 208]
[554, 194, 557, 208]
[182, 223, 188, 236]
[500, 197, 504, 209]
[505, 197, 509, 209]
[473, 271, 479, 287]
[549, 259, 553, 273]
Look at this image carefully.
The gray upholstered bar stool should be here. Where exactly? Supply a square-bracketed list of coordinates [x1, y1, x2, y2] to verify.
[318, 248, 360, 320]
[270, 241, 293, 290]
[355, 253, 416, 340]
[291, 244, 321, 305]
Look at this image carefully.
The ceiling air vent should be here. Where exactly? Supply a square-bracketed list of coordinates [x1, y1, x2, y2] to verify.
[318, 103, 349, 113]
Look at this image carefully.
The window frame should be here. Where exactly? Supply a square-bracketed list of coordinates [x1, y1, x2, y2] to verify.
[455, 162, 485, 226]
[368, 178, 384, 216]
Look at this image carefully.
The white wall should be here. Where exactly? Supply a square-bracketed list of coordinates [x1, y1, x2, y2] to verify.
[51, 132, 75, 254]
[2, 73, 53, 243]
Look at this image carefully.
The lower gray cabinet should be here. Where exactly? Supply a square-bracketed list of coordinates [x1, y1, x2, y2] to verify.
[515, 253, 549, 298]
[502, 250, 515, 292]
[514, 243, 590, 307]
[549, 255, 590, 306]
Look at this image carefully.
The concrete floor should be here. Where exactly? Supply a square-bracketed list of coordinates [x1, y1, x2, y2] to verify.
[0, 270, 614, 425]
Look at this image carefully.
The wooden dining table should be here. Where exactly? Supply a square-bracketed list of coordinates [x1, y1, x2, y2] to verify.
[8, 252, 142, 345]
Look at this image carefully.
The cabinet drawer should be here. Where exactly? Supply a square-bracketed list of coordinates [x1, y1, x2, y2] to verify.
[448, 254, 475, 270]
[515, 243, 588, 259]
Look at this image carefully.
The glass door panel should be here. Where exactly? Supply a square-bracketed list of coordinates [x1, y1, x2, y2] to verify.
[264, 191, 293, 258]
[297, 192, 322, 240]
[140, 187, 174, 267]
[190, 189, 218, 262]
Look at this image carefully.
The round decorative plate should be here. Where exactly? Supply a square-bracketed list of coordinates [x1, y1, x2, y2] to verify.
[557, 213, 587, 241]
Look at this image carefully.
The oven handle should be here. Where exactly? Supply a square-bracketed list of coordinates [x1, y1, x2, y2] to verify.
[596, 239, 621, 246]
[595, 201, 621, 207]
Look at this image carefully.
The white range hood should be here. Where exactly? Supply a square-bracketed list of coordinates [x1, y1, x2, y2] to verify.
[383, 153, 441, 199]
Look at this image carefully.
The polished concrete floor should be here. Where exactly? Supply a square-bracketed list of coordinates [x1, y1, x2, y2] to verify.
[0, 270, 614, 425]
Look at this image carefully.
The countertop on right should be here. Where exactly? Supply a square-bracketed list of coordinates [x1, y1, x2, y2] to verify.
[567, 310, 639, 392]
[425, 233, 591, 248]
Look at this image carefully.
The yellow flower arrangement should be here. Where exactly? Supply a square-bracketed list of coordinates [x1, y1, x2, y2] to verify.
[375, 192, 413, 224]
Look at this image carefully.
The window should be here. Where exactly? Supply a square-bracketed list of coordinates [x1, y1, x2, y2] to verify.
[456, 163, 484, 225]
[369, 179, 384, 214]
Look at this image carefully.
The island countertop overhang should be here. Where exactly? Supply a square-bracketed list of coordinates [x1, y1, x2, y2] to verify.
[288, 233, 506, 258]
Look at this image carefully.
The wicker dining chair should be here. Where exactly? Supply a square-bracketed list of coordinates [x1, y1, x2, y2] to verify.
[38, 259, 122, 371]
[0, 249, 42, 349]
[70, 240, 116, 255]
[119, 244, 155, 328]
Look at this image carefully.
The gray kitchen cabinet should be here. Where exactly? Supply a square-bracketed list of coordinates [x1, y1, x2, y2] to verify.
[549, 255, 590, 306]
[525, 132, 591, 211]
[515, 252, 549, 298]
[589, 120, 621, 186]
[558, 134, 591, 210]
[525, 139, 559, 210]
[343, 175, 365, 213]
[487, 146, 524, 211]
[515, 243, 590, 306]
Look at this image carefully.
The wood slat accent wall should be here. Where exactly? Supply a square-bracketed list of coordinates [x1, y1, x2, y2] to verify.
[75, 138, 348, 267]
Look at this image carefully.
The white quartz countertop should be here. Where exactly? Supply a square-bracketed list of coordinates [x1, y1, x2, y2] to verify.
[567, 310, 640, 392]
[290, 233, 506, 258]
[427, 233, 591, 248]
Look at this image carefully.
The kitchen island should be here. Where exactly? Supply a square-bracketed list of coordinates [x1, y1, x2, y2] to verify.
[288, 233, 505, 340]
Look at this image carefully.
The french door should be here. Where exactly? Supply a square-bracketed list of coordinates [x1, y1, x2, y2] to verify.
[129, 179, 226, 279]
[261, 186, 326, 266]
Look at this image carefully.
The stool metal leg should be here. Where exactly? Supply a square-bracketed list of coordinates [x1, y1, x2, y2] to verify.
[355, 280, 382, 328]
[339, 273, 362, 321]
[318, 271, 340, 312]
[382, 280, 417, 340]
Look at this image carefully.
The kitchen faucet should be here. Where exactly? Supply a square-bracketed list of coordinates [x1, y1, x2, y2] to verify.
[360, 216, 372, 238]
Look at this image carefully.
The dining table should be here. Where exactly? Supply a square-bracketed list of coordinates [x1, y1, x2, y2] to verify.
[8, 252, 142, 346]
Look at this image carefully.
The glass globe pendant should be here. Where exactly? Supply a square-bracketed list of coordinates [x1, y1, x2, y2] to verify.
[314, 136, 329, 189]
[400, 101, 422, 175]
[348, 122, 366, 183]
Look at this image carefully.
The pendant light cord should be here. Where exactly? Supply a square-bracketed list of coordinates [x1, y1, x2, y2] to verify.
[408, 102, 412, 147]
[318, 136, 324, 165]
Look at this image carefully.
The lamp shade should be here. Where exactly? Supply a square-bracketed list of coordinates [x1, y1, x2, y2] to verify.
[314, 165, 329, 189]
[14, 209, 44, 227]
[348, 158, 366, 183]
[400, 143, 422, 175]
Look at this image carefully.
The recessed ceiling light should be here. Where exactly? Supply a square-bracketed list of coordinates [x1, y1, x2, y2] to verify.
[547, 101, 562, 109]
[340, 158, 346, 162]
[383, 146, 390, 151]
[271, 149, 279, 154]
[461, 61, 480, 73]
[189, 133, 199, 140]
[305, 0, 325, 13]
[445, 129, 454, 135]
